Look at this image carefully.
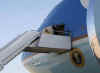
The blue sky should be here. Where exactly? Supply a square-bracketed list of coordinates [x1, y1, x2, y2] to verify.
[0, 0, 61, 73]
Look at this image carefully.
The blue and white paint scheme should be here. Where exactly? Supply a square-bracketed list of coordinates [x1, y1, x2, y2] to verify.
[1, 0, 100, 73]
[21, 0, 100, 73]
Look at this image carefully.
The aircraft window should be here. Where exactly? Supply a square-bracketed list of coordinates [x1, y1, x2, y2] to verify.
[43, 24, 65, 35]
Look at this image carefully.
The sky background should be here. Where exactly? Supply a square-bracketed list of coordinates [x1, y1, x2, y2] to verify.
[0, 0, 61, 73]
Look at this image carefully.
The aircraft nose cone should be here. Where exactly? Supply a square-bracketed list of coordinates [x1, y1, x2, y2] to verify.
[87, 0, 100, 58]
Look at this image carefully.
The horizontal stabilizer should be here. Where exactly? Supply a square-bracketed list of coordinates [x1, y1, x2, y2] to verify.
[0, 30, 40, 71]
[0, 30, 72, 71]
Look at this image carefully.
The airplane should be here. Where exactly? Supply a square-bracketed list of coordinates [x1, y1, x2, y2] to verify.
[0, 0, 100, 73]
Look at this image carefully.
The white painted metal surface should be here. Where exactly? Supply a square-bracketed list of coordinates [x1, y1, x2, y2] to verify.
[87, 0, 100, 58]
[0, 30, 40, 71]
[38, 34, 71, 50]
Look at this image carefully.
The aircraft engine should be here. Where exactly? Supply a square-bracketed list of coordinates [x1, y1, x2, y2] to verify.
[87, 0, 100, 59]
